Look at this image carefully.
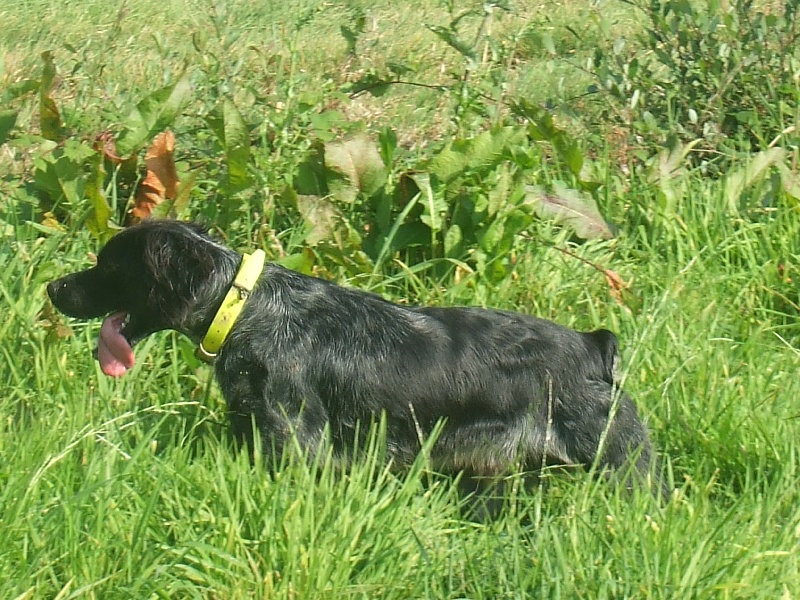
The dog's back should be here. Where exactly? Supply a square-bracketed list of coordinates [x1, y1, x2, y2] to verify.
[48, 220, 667, 502]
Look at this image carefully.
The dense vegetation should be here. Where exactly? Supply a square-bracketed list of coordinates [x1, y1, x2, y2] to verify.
[1, 0, 799, 596]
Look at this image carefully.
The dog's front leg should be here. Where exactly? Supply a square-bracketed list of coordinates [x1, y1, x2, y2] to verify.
[564, 387, 668, 501]
[593, 401, 669, 502]
[221, 374, 329, 466]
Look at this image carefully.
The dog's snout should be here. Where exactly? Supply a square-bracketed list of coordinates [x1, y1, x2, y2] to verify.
[47, 271, 117, 319]
[47, 280, 64, 301]
[47, 275, 88, 317]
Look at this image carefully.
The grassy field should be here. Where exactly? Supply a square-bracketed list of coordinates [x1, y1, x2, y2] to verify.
[2, 0, 800, 598]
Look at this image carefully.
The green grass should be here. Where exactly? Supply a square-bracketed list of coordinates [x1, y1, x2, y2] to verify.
[0, 0, 637, 145]
[3, 0, 800, 597]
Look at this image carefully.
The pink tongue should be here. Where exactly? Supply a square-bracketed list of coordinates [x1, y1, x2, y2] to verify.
[97, 311, 135, 377]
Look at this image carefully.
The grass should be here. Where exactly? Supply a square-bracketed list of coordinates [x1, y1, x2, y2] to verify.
[2, 0, 800, 597]
[0, 0, 636, 145]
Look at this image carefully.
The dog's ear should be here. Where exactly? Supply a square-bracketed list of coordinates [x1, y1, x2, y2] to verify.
[586, 329, 620, 384]
[138, 222, 227, 319]
[140, 222, 220, 280]
[184, 220, 211, 237]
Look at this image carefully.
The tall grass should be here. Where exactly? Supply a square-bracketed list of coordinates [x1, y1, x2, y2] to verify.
[2, 0, 800, 597]
[3, 183, 799, 597]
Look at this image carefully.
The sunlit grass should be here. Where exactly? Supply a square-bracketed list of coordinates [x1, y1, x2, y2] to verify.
[2, 0, 800, 597]
[3, 180, 800, 596]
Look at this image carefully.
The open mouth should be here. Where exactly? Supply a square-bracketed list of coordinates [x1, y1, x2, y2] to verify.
[96, 311, 136, 377]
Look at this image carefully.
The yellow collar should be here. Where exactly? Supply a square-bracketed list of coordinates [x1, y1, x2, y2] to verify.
[196, 249, 266, 363]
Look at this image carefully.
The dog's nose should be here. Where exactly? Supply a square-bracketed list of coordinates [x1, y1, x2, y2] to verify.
[47, 280, 63, 301]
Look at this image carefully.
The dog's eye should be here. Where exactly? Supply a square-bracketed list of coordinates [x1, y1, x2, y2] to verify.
[95, 258, 118, 275]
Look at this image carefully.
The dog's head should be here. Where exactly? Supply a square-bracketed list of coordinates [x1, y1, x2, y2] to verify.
[47, 220, 239, 348]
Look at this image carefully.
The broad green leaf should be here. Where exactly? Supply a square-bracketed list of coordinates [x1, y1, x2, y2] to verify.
[724, 148, 786, 211]
[55, 157, 84, 207]
[526, 114, 559, 142]
[504, 209, 533, 240]
[540, 33, 556, 55]
[426, 24, 477, 65]
[84, 150, 112, 242]
[276, 248, 316, 274]
[204, 112, 225, 144]
[657, 139, 703, 180]
[486, 258, 508, 283]
[38, 52, 63, 141]
[479, 208, 530, 257]
[34, 155, 83, 206]
[409, 172, 446, 233]
[62, 139, 96, 163]
[325, 133, 387, 202]
[173, 171, 196, 217]
[525, 183, 615, 240]
[480, 218, 505, 253]
[462, 127, 523, 171]
[309, 110, 345, 141]
[32, 159, 60, 200]
[430, 127, 523, 182]
[388, 222, 430, 251]
[32, 142, 95, 207]
[1, 79, 38, 104]
[295, 193, 339, 245]
[374, 191, 393, 233]
[0, 110, 17, 145]
[40, 51, 56, 92]
[292, 189, 363, 249]
[487, 164, 512, 216]
[378, 126, 397, 168]
[777, 163, 800, 201]
[370, 186, 425, 273]
[346, 72, 391, 98]
[116, 73, 192, 157]
[39, 92, 63, 142]
[444, 224, 462, 256]
[151, 171, 196, 219]
[427, 143, 469, 183]
[222, 99, 251, 193]
[510, 98, 543, 123]
[553, 135, 583, 177]
[293, 142, 328, 197]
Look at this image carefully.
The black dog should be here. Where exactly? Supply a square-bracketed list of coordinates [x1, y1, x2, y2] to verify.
[47, 220, 667, 501]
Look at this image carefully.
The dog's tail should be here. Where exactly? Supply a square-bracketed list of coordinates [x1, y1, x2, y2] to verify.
[585, 329, 671, 502]
[585, 329, 620, 385]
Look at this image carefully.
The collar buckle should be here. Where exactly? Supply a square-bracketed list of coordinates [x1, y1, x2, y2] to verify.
[196, 249, 266, 363]
[195, 342, 217, 364]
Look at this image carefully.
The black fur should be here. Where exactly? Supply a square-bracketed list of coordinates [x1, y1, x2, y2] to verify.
[48, 220, 668, 501]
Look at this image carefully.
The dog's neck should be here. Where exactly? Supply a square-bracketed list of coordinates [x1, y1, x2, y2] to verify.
[195, 249, 266, 363]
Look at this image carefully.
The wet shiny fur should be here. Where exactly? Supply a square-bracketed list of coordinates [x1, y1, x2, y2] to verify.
[48, 220, 667, 501]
